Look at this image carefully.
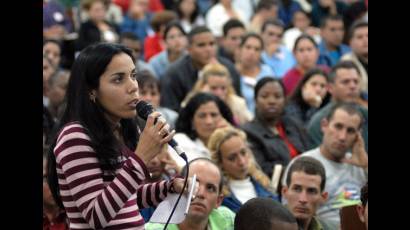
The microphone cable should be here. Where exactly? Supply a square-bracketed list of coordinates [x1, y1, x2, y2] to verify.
[163, 152, 189, 230]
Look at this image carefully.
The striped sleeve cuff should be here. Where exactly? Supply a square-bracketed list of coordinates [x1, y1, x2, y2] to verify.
[128, 153, 150, 179]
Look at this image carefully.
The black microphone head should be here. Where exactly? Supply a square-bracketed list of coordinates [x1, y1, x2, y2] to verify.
[136, 100, 154, 119]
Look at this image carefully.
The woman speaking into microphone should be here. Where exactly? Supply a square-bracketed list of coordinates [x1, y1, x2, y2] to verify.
[47, 43, 185, 229]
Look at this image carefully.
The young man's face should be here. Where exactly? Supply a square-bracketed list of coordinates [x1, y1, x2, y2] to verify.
[321, 109, 361, 161]
[189, 32, 217, 68]
[350, 26, 368, 58]
[321, 19, 344, 48]
[262, 24, 284, 47]
[329, 68, 361, 103]
[223, 27, 245, 55]
[283, 171, 327, 222]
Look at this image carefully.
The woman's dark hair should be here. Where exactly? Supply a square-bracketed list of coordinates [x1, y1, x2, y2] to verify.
[175, 92, 234, 140]
[163, 20, 187, 40]
[254, 77, 285, 100]
[289, 68, 330, 111]
[43, 106, 55, 145]
[293, 34, 318, 52]
[176, 0, 200, 23]
[240, 32, 264, 50]
[47, 43, 138, 208]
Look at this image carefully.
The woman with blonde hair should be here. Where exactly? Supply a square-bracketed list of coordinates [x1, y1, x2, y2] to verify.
[182, 63, 252, 125]
[208, 126, 278, 213]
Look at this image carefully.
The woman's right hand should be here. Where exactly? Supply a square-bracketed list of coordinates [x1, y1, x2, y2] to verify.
[302, 88, 322, 108]
[135, 112, 175, 165]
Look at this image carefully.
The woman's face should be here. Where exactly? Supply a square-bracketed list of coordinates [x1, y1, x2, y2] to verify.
[302, 74, 328, 99]
[43, 42, 61, 67]
[239, 37, 263, 66]
[220, 135, 250, 180]
[256, 81, 285, 120]
[165, 27, 187, 53]
[93, 53, 138, 123]
[43, 58, 55, 84]
[205, 75, 229, 101]
[294, 38, 319, 70]
[88, 0, 106, 22]
[193, 101, 222, 142]
[180, 0, 196, 17]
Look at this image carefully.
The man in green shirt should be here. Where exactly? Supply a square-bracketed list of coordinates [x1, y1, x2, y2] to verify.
[145, 158, 235, 230]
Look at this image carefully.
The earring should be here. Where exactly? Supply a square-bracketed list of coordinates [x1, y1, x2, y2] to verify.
[90, 93, 96, 103]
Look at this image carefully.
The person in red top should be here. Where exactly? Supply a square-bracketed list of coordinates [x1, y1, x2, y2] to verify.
[241, 78, 312, 178]
[282, 34, 330, 96]
[148, 0, 164, 12]
[144, 10, 177, 61]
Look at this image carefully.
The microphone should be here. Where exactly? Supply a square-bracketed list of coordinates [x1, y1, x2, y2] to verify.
[136, 100, 185, 157]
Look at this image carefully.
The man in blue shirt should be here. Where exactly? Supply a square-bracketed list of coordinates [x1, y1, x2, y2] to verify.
[318, 15, 351, 67]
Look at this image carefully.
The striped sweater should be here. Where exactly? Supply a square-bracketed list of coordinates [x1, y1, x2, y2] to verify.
[54, 122, 173, 229]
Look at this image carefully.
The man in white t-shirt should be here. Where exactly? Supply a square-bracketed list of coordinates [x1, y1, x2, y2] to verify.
[283, 102, 368, 228]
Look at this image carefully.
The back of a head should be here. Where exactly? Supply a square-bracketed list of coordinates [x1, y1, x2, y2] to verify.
[235, 197, 297, 230]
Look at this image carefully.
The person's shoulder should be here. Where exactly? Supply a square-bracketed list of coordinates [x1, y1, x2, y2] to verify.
[230, 94, 247, 105]
[168, 54, 190, 70]
[149, 50, 167, 63]
[218, 56, 235, 68]
[241, 119, 263, 134]
[301, 147, 321, 157]
[144, 222, 171, 230]
[280, 45, 293, 55]
[341, 52, 355, 60]
[310, 102, 333, 121]
[57, 122, 86, 139]
[283, 67, 299, 77]
[207, 3, 224, 15]
[212, 206, 236, 223]
[260, 64, 275, 76]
